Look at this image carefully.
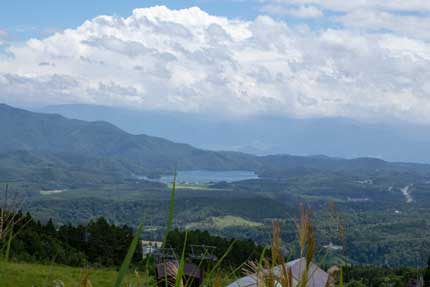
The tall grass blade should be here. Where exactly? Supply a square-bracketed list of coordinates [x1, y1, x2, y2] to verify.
[184, 246, 211, 287]
[206, 240, 236, 280]
[113, 221, 144, 287]
[258, 246, 267, 268]
[175, 231, 188, 287]
[4, 227, 13, 262]
[228, 259, 249, 281]
[163, 170, 177, 247]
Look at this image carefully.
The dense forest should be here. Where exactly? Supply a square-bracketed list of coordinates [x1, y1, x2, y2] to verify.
[5, 212, 138, 267]
[3, 212, 265, 269]
[2, 211, 430, 286]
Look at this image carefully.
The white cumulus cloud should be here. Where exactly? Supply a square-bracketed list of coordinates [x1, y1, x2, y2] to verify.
[0, 5, 429, 122]
[261, 4, 323, 18]
[260, 0, 430, 12]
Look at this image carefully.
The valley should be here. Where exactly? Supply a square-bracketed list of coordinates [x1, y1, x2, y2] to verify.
[2, 3, 430, 285]
[16, 169, 430, 267]
[1, 104, 430, 267]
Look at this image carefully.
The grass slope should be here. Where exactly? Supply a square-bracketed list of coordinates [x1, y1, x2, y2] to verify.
[187, 215, 263, 229]
[0, 261, 139, 287]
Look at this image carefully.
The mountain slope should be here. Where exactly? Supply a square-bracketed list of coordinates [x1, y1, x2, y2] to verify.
[40, 104, 430, 163]
[2, 103, 430, 185]
[0, 103, 259, 179]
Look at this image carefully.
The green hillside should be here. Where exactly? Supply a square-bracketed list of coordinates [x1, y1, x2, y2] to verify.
[2, 103, 430, 185]
[0, 261, 138, 287]
[2, 104, 430, 267]
[0, 103, 260, 182]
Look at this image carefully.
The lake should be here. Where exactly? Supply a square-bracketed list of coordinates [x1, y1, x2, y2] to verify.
[158, 170, 259, 184]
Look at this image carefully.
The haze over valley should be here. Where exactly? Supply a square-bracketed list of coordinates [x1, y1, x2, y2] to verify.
[0, 103, 429, 267]
[41, 104, 430, 163]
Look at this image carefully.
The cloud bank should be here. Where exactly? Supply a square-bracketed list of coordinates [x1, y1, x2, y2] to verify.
[0, 5, 429, 122]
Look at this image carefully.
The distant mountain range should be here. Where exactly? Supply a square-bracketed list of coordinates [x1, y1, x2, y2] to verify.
[1, 103, 430, 185]
[0, 104, 260, 181]
[40, 104, 430, 163]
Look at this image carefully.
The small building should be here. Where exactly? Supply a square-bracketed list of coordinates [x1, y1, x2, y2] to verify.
[156, 261, 203, 287]
[141, 240, 163, 258]
[227, 258, 328, 287]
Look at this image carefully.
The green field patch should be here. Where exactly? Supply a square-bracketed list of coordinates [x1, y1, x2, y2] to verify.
[168, 183, 229, 191]
[300, 194, 345, 202]
[40, 189, 65, 195]
[186, 215, 263, 229]
[0, 261, 146, 287]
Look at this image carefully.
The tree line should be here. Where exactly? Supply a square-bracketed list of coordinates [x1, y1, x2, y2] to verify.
[2, 211, 140, 266]
[2, 212, 265, 269]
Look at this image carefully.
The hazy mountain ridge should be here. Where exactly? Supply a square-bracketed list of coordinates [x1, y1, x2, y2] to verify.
[0, 103, 260, 181]
[2, 103, 430, 185]
[40, 104, 430, 163]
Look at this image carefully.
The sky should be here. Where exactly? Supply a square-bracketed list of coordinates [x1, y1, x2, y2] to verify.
[0, 0, 429, 122]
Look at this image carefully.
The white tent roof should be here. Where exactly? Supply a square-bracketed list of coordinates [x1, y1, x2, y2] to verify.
[227, 258, 328, 287]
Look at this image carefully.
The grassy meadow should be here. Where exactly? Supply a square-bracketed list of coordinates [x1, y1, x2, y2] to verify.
[0, 261, 138, 287]
[186, 215, 264, 229]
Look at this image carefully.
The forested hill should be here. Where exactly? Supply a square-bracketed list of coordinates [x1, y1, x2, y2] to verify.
[0, 103, 259, 178]
[1, 103, 430, 184]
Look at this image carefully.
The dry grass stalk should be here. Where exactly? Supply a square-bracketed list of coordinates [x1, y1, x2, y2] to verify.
[295, 205, 312, 258]
[156, 262, 183, 287]
[79, 269, 93, 287]
[242, 223, 284, 287]
[271, 220, 282, 266]
[242, 206, 317, 287]
[213, 273, 222, 287]
[325, 266, 340, 287]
